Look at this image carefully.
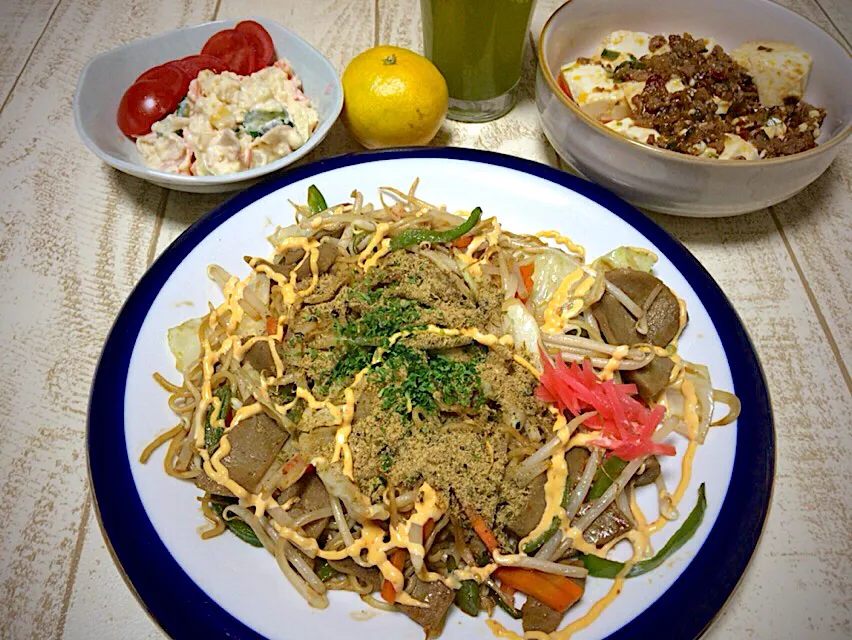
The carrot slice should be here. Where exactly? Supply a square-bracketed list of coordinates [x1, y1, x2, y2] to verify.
[381, 549, 407, 604]
[280, 454, 304, 476]
[493, 567, 584, 613]
[557, 73, 572, 99]
[463, 504, 499, 554]
[423, 518, 435, 543]
[266, 315, 278, 336]
[519, 263, 535, 294]
[452, 235, 473, 249]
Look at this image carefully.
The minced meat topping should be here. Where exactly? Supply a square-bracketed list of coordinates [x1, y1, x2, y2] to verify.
[622, 34, 824, 157]
[565, 32, 826, 159]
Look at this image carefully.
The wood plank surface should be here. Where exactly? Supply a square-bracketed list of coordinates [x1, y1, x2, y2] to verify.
[771, 148, 852, 372]
[646, 207, 852, 639]
[0, 0, 215, 639]
[0, 0, 61, 110]
[814, 0, 852, 44]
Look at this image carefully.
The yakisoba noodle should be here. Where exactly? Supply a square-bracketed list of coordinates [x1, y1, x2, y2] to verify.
[145, 182, 740, 637]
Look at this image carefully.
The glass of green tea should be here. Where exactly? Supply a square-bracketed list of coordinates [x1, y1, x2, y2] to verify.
[421, 0, 537, 122]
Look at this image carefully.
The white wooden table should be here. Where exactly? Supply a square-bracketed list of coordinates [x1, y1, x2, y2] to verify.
[0, 1, 849, 638]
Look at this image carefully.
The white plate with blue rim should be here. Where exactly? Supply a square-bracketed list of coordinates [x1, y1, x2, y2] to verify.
[88, 147, 774, 639]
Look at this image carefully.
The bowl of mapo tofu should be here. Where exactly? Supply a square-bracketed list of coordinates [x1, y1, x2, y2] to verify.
[536, 0, 852, 216]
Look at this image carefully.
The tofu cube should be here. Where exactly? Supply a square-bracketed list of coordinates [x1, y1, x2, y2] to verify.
[605, 118, 659, 144]
[720, 133, 760, 160]
[665, 77, 687, 93]
[731, 41, 812, 106]
[621, 81, 646, 106]
[598, 30, 653, 68]
[561, 62, 632, 122]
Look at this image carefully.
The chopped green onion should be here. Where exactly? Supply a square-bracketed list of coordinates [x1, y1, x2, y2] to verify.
[601, 48, 621, 60]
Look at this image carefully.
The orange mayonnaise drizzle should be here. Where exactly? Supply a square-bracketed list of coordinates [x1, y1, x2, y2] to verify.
[188, 217, 705, 637]
[600, 345, 629, 381]
[649, 377, 699, 533]
[536, 230, 585, 261]
[541, 267, 598, 334]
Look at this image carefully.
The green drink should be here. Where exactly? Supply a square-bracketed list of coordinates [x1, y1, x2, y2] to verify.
[421, 0, 537, 122]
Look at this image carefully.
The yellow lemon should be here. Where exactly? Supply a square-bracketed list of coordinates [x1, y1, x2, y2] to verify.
[342, 46, 448, 149]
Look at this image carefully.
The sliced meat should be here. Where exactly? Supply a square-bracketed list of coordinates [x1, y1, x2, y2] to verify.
[634, 455, 661, 487]
[593, 268, 680, 347]
[194, 470, 234, 498]
[507, 473, 547, 538]
[522, 596, 565, 633]
[273, 241, 339, 280]
[591, 268, 681, 400]
[581, 503, 632, 547]
[624, 356, 675, 401]
[286, 474, 331, 539]
[243, 341, 276, 373]
[222, 412, 288, 493]
[327, 558, 383, 592]
[398, 576, 455, 638]
[565, 447, 590, 490]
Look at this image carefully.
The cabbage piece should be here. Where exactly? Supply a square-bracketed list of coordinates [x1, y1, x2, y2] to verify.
[236, 271, 270, 330]
[167, 316, 203, 373]
[453, 252, 481, 293]
[315, 465, 389, 522]
[598, 246, 658, 272]
[528, 249, 582, 317]
[236, 315, 265, 339]
[503, 299, 541, 367]
[268, 223, 311, 248]
[245, 271, 270, 308]
[664, 363, 714, 444]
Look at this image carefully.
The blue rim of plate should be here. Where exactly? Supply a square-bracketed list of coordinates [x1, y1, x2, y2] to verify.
[88, 147, 774, 640]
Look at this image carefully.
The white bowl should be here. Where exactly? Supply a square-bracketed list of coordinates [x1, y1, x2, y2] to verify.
[536, 0, 852, 216]
[74, 17, 343, 193]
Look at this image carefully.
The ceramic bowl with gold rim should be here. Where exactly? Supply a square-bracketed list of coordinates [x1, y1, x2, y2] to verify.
[536, 0, 852, 217]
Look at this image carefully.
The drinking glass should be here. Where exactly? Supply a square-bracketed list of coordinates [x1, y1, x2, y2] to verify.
[420, 0, 538, 122]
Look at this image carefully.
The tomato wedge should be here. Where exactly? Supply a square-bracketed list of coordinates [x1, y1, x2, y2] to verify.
[557, 72, 572, 99]
[134, 63, 188, 101]
[117, 80, 182, 137]
[173, 54, 228, 81]
[235, 20, 276, 70]
[201, 29, 256, 76]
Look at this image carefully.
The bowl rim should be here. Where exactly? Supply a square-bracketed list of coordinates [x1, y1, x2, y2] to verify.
[536, 0, 852, 167]
[73, 16, 344, 185]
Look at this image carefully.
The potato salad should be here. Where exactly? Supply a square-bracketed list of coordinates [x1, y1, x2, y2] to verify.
[136, 59, 318, 176]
